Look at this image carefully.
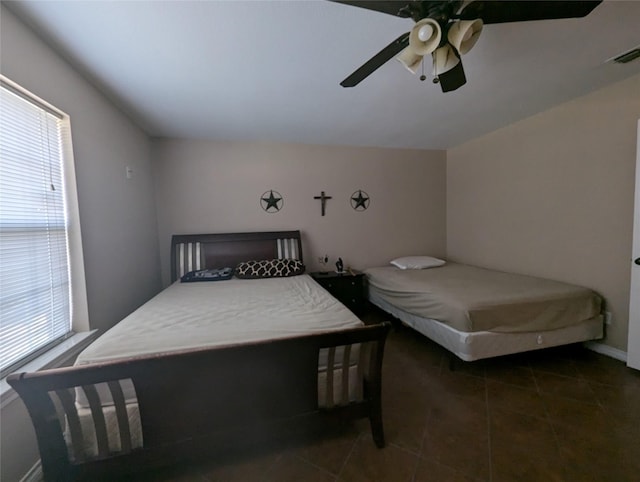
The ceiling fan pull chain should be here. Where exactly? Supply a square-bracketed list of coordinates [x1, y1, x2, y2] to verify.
[431, 53, 439, 84]
[420, 57, 426, 81]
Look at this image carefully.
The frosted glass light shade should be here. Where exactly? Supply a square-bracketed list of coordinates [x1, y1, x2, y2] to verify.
[396, 47, 423, 73]
[409, 18, 441, 56]
[433, 44, 460, 74]
[447, 19, 483, 55]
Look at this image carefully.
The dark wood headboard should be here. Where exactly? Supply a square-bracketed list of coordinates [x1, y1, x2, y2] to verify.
[170, 230, 303, 282]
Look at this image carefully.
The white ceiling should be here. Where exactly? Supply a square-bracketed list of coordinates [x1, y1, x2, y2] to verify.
[6, 0, 640, 149]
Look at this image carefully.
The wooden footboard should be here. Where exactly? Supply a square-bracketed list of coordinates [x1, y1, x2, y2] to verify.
[8, 322, 391, 481]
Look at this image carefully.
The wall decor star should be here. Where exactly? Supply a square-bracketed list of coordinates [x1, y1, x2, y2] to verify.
[350, 190, 370, 211]
[260, 190, 283, 213]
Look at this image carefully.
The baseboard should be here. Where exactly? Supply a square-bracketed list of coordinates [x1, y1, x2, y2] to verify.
[584, 341, 628, 362]
[19, 460, 42, 482]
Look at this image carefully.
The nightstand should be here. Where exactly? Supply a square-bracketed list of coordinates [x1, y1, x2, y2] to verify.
[311, 270, 366, 316]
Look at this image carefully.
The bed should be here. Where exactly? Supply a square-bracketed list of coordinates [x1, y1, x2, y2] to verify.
[365, 261, 603, 361]
[8, 231, 391, 481]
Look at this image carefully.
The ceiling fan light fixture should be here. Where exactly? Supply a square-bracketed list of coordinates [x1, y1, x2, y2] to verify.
[433, 44, 460, 75]
[338, 0, 601, 91]
[409, 18, 441, 56]
[396, 47, 423, 74]
[447, 18, 483, 55]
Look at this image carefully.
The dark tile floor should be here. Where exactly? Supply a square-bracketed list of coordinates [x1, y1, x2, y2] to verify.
[134, 311, 640, 482]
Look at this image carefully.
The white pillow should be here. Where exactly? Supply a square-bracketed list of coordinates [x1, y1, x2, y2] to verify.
[390, 256, 446, 270]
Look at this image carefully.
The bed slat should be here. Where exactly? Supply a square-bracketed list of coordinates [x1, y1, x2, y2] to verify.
[54, 388, 86, 462]
[277, 238, 299, 260]
[176, 242, 202, 278]
[82, 384, 110, 457]
[356, 343, 366, 401]
[324, 347, 336, 408]
[340, 344, 351, 405]
[107, 380, 133, 454]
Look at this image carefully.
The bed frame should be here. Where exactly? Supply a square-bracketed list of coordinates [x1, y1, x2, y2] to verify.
[8, 231, 392, 481]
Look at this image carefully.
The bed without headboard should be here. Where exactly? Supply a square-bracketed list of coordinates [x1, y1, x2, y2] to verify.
[9, 230, 391, 481]
[365, 262, 603, 361]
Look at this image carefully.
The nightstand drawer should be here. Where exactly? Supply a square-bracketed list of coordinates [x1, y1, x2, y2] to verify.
[340, 295, 365, 315]
[322, 278, 360, 293]
[311, 271, 366, 316]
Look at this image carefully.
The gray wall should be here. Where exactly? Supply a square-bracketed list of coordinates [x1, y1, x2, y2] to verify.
[447, 74, 640, 352]
[0, 6, 161, 480]
[152, 139, 447, 286]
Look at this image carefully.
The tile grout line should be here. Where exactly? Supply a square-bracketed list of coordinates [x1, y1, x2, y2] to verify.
[257, 450, 288, 482]
[293, 453, 341, 481]
[484, 372, 493, 482]
[409, 406, 433, 481]
[530, 360, 568, 480]
[334, 429, 364, 480]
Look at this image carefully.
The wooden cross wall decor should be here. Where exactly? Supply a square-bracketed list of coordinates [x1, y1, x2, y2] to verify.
[313, 191, 332, 216]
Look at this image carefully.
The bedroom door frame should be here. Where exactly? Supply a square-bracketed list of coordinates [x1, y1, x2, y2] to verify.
[627, 119, 640, 370]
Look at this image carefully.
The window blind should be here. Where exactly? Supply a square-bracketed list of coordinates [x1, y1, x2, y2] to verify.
[0, 82, 73, 375]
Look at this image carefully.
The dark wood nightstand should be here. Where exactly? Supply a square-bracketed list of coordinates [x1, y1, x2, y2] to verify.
[311, 270, 366, 316]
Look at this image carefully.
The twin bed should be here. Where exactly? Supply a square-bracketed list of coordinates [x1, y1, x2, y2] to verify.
[9, 231, 390, 481]
[365, 260, 603, 361]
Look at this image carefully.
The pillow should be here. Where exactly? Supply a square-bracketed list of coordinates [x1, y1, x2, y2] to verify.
[390, 256, 445, 270]
[235, 258, 305, 279]
[181, 267, 233, 282]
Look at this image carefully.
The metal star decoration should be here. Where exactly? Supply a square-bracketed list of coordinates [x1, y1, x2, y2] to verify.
[350, 190, 370, 211]
[260, 190, 283, 213]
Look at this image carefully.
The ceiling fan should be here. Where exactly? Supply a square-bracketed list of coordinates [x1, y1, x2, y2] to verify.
[335, 1, 602, 92]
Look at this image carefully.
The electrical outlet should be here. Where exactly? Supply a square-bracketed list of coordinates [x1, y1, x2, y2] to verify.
[604, 311, 613, 325]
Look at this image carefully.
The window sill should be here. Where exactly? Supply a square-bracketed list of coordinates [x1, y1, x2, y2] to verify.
[1, 330, 100, 408]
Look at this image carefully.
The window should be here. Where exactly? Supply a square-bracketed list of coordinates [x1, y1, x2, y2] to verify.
[0, 77, 87, 376]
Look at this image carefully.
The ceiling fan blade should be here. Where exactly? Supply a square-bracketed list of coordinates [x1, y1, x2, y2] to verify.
[340, 32, 410, 87]
[458, 1, 602, 24]
[438, 60, 466, 93]
[330, 1, 413, 18]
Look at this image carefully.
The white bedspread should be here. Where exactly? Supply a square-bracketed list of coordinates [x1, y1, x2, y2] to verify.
[76, 274, 362, 366]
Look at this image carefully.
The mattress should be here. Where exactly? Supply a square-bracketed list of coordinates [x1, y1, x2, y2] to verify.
[369, 289, 603, 361]
[77, 274, 361, 365]
[365, 264, 602, 333]
[75, 274, 362, 405]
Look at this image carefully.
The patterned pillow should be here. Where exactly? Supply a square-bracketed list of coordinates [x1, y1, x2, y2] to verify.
[235, 258, 305, 279]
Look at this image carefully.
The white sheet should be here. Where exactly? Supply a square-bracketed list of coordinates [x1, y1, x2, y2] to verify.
[74, 275, 362, 408]
[76, 275, 362, 365]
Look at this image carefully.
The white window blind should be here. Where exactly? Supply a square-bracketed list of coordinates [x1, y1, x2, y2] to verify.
[0, 81, 73, 375]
